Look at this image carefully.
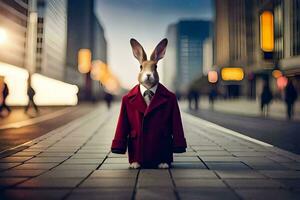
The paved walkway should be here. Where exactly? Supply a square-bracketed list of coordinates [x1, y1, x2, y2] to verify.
[0, 103, 299, 200]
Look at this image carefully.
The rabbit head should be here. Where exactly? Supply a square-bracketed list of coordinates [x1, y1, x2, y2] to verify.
[130, 38, 168, 89]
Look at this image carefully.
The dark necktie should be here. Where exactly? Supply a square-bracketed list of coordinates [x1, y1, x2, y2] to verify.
[143, 90, 154, 101]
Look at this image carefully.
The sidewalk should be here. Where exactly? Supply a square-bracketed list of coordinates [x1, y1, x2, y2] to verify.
[0, 103, 299, 199]
[182, 97, 300, 121]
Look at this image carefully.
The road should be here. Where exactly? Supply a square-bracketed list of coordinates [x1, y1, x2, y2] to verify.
[0, 104, 95, 152]
[187, 108, 300, 155]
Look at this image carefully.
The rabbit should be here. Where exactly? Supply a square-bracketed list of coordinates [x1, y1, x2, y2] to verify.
[111, 38, 187, 169]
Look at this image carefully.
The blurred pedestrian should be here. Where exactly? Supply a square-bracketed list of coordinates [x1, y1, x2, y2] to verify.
[284, 79, 298, 120]
[0, 81, 11, 115]
[104, 91, 114, 109]
[260, 80, 273, 117]
[209, 86, 217, 110]
[25, 79, 38, 114]
[188, 88, 199, 110]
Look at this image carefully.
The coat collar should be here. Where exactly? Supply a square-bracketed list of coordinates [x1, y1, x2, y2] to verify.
[128, 83, 171, 116]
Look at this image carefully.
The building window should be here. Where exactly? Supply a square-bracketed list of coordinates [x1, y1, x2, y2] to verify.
[292, 0, 300, 56]
[274, 0, 284, 59]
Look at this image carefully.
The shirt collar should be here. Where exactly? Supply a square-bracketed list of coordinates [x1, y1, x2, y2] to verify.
[139, 84, 158, 96]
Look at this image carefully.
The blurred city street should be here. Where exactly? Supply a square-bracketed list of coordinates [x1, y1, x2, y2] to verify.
[0, 103, 299, 200]
[0, 0, 300, 199]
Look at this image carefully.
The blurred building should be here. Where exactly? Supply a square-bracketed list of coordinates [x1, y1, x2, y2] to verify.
[66, 0, 107, 100]
[164, 20, 212, 92]
[163, 24, 177, 92]
[214, 0, 300, 98]
[35, 0, 67, 80]
[0, 0, 29, 68]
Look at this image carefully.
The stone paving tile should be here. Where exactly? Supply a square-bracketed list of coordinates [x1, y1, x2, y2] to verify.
[54, 164, 98, 170]
[243, 161, 289, 170]
[13, 163, 58, 170]
[0, 163, 21, 171]
[0, 170, 45, 177]
[137, 177, 173, 188]
[99, 163, 130, 170]
[104, 157, 129, 164]
[37, 152, 74, 157]
[259, 170, 300, 179]
[0, 178, 27, 189]
[235, 189, 300, 200]
[66, 188, 133, 200]
[177, 188, 240, 200]
[215, 170, 266, 179]
[0, 156, 33, 163]
[90, 169, 138, 178]
[171, 169, 218, 179]
[71, 153, 106, 159]
[198, 151, 233, 156]
[63, 158, 103, 165]
[173, 156, 201, 162]
[224, 179, 283, 189]
[267, 155, 295, 162]
[16, 177, 83, 188]
[278, 179, 300, 189]
[12, 151, 41, 157]
[205, 162, 251, 170]
[26, 157, 67, 163]
[80, 178, 136, 188]
[135, 188, 176, 200]
[139, 169, 170, 179]
[175, 179, 227, 188]
[200, 156, 241, 162]
[171, 162, 207, 169]
[0, 189, 70, 200]
[278, 162, 300, 170]
[38, 170, 91, 178]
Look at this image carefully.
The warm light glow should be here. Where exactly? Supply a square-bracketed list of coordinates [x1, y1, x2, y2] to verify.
[78, 49, 92, 73]
[104, 75, 120, 94]
[31, 73, 79, 106]
[0, 62, 29, 105]
[91, 60, 107, 81]
[221, 68, 244, 81]
[208, 71, 218, 83]
[260, 11, 274, 52]
[0, 27, 7, 44]
[277, 76, 288, 90]
[272, 70, 282, 79]
[0, 62, 78, 105]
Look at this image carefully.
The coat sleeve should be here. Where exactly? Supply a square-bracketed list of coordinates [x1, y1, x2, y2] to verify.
[171, 96, 187, 152]
[111, 96, 130, 153]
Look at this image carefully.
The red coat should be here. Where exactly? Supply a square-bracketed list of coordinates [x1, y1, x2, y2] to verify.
[111, 83, 187, 166]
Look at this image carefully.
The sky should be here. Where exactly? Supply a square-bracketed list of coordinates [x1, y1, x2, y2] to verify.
[95, 0, 213, 89]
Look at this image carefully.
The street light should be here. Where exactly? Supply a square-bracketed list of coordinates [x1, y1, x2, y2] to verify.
[0, 27, 7, 44]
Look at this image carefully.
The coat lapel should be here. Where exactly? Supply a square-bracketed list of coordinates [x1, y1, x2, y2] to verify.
[128, 85, 147, 114]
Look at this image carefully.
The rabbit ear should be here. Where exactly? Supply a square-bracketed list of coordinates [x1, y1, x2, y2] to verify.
[150, 38, 168, 63]
[130, 38, 147, 65]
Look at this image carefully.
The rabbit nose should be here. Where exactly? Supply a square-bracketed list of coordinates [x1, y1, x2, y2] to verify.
[146, 74, 151, 78]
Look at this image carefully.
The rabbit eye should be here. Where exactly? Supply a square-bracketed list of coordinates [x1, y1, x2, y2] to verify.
[140, 65, 142, 70]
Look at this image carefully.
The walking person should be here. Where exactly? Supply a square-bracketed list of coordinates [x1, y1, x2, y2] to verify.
[25, 80, 39, 114]
[0, 81, 11, 115]
[209, 86, 217, 110]
[104, 91, 114, 110]
[284, 79, 298, 120]
[260, 80, 273, 117]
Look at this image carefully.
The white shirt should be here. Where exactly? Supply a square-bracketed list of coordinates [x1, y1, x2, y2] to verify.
[139, 84, 158, 106]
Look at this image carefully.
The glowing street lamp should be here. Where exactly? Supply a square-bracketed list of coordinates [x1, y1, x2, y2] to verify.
[0, 27, 7, 44]
[78, 49, 92, 74]
[260, 11, 274, 52]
